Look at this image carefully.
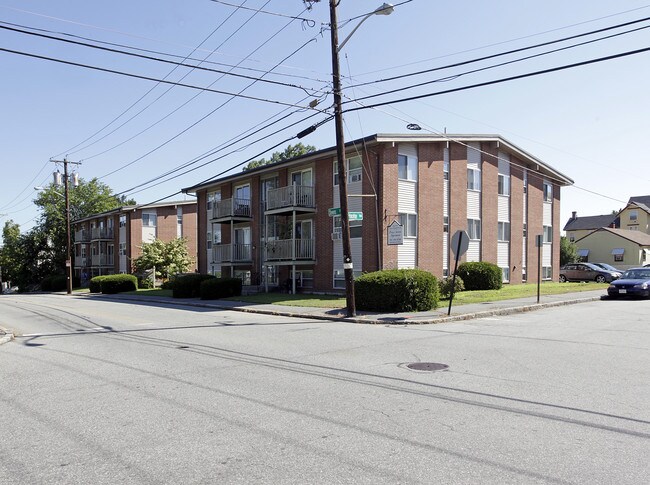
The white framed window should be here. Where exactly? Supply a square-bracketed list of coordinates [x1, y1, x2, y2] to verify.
[523, 223, 527, 238]
[398, 154, 417, 181]
[498, 222, 510, 242]
[119, 242, 126, 256]
[333, 156, 362, 185]
[523, 170, 528, 194]
[333, 216, 362, 238]
[119, 215, 126, 227]
[629, 210, 638, 221]
[467, 168, 481, 191]
[207, 192, 214, 211]
[443, 215, 449, 233]
[542, 266, 552, 280]
[498, 174, 510, 196]
[522, 267, 527, 282]
[398, 213, 417, 237]
[543, 225, 552, 243]
[467, 219, 481, 240]
[501, 267, 510, 283]
[333, 269, 361, 289]
[443, 157, 449, 180]
[543, 181, 553, 202]
[207, 231, 212, 250]
[291, 168, 312, 187]
[142, 212, 157, 227]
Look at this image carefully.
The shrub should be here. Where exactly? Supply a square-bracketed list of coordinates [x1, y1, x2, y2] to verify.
[137, 276, 154, 289]
[456, 262, 503, 291]
[355, 269, 439, 312]
[172, 273, 215, 298]
[100, 274, 138, 294]
[200, 277, 243, 300]
[160, 279, 174, 290]
[89, 275, 108, 293]
[439, 274, 465, 298]
[41, 275, 67, 292]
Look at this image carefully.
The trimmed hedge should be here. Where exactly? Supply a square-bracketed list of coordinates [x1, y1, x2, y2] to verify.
[89, 275, 109, 293]
[41, 275, 67, 292]
[100, 274, 138, 294]
[439, 274, 465, 299]
[200, 277, 243, 300]
[456, 262, 503, 291]
[355, 269, 439, 312]
[172, 273, 215, 298]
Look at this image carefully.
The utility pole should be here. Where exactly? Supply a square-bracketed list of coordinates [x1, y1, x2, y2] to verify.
[329, 0, 355, 317]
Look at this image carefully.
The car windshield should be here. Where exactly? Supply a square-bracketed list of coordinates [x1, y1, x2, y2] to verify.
[598, 264, 617, 271]
[623, 270, 650, 279]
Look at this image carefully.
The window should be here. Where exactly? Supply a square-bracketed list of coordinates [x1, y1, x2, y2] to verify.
[614, 253, 624, 262]
[119, 215, 126, 227]
[501, 267, 510, 283]
[542, 266, 552, 280]
[333, 216, 362, 238]
[443, 158, 449, 180]
[398, 213, 417, 237]
[291, 169, 312, 187]
[612, 248, 625, 262]
[543, 182, 553, 202]
[630, 210, 638, 222]
[333, 269, 361, 289]
[523, 170, 528, 194]
[498, 222, 510, 241]
[443, 216, 449, 233]
[467, 168, 481, 191]
[333, 156, 362, 185]
[543, 225, 552, 243]
[522, 267, 527, 282]
[398, 154, 417, 181]
[207, 231, 212, 250]
[467, 219, 481, 240]
[523, 223, 527, 238]
[207, 192, 214, 211]
[569, 234, 575, 242]
[119, 242, 126, 256]
[142, 213, 157, 227]
[498, 174, 510, 196]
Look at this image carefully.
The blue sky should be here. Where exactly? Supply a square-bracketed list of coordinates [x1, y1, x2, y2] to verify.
[2, 0, 650, 243]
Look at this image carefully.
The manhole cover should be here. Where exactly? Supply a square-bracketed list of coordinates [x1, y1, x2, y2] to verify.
[406, 362, 449, 372]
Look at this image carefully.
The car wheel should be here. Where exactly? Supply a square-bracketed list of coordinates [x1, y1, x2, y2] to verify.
[595, 275, 606, 283]
[559, 275, 567, 283]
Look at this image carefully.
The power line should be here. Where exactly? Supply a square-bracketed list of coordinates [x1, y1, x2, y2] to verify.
[208, 0, 317, 26]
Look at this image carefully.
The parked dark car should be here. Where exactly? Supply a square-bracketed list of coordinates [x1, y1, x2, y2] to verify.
[607, 267, 650, 298]
[558, 262, 620, 283]
[591, 263, 623, 277]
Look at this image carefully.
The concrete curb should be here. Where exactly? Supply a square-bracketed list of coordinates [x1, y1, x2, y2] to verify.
[73, 292, 605, 325]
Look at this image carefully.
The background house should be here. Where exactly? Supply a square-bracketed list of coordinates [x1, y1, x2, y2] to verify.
[73, 200, 197, 282]
[618, 196, 650, 233]
[184, 133, 573, 292]
[563, 211, 619, 243]
[574, 227, 650, 269]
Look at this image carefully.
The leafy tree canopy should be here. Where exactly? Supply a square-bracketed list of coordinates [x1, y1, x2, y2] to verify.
[560, 236, 579, 266]
[133, 237, 193, 280]
[243, 143, 316, 171]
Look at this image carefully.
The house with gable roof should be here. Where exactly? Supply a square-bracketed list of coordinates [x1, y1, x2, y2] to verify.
[574, 227, 650, 269]
[618, 196, 650, 233]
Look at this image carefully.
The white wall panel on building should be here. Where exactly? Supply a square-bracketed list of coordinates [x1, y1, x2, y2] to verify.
[398, 143, 418, 159]
[467, 191, 481, 219]
[142, 226, 156, 243]
[467, 241, 480, 262]
[522, 238, 527, 267]
[398, 180, 417, 213]
[497, 242, 510, 267]
[333, 239, 363, 269]
[543, 202, 552, 225]
[398, 239, 416, 268]
[498, 196, 510, 222]
[467, 142, 481, 169]
[543, 244, 552, 266]
[498, 151, 510, 175]
[443, 181, 449, 215]
[443, 236, 448, 272]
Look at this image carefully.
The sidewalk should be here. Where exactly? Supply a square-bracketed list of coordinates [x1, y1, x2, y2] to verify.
[81, 288, 608, 325]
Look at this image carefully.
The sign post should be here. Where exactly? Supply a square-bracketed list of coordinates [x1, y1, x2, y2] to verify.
[448, 230, 469, 316]
[536, 234, 543, 303]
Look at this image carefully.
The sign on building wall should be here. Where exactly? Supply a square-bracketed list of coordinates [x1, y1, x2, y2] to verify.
[387, 220, 404, 245]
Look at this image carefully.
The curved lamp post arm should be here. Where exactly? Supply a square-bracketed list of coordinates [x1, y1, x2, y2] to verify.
[338, 3, 394, 52]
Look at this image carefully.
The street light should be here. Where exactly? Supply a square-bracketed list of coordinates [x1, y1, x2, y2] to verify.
[329, 1, 394, 317]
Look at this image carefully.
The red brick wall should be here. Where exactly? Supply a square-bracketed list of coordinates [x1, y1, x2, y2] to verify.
[182, 204, 198, 272]
[449, 142, 468, 264]
[196, 191, 207, 273]
[553, 183, 561, 280]
[129, 211, 143, 273]
[380, 144, 399, 269]
[509, 161, 524, 284]
[314, 156, 334, 290]
[481, 142, 499, 263]
[417, 142, 444, 276]
[527, 171, 544, 282]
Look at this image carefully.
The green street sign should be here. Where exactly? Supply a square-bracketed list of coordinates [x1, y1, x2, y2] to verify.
[328, 207, 341, 216]
[348, 212, 363, 221]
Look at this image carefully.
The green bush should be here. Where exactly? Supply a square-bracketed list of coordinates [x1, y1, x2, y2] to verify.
[100, 274, 138, 294]
[89, 275, 108, 293]
[456, 262, 503, 291]
[137, 276, 154, 289]
[355, 269, 439, 312]
[160, 279, 174, 290]
[172, 273, 215, 298]
[200, 277, 243, 300]
[41, 275, 67, 292]
[439, 274, 465, 298]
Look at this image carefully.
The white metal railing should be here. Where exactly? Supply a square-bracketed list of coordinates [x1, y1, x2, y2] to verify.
[266, 185, 314, 211]
[75, 230, 91, 242]
[91, 227, 113, 240]
[265, 238, 314, 261]
[91, 254, 114, 266]
[74, 257, 89, 268]
[212, 243, 252, 263]
[212, 197, 252, 219]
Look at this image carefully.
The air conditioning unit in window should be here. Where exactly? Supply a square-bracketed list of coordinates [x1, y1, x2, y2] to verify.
[331, 232, 342, 240]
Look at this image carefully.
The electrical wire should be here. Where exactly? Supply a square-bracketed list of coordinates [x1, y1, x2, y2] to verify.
[208, 0, 316, 26]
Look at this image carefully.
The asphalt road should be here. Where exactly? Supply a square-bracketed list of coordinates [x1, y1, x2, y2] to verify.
[1, 294, 648, 484]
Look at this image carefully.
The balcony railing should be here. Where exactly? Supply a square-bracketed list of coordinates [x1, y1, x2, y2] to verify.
[91, 227, 114, 240]
[266, 185, 314, 211]
[212, 197, 252, 219]
[74, 257, 90, 268]
[212, 243, 252, 263]
[265, 238, 314, 261]
[91, 254, 114, 266]
[74, 230, 91, 243]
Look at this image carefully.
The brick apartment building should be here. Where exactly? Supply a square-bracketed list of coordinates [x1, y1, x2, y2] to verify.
[73, 200, 197, 282]
[182, 134, 573, 293]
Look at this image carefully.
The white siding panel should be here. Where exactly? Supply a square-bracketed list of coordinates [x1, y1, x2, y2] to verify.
[543, 244, 552, 266]
[398, 143, 418, 159]
[498, 151, 510, 175]
[467, 142, 481, 169]
[443, 236, 448, 272]
[467, 191, 481, 219]
[142, 226, 156, 243]
[333, 241, 343, 269]
[543, 202, 552, 225]
[497, 242, 509, 267]
[467, 241, 480, 262]
[398, 180, 417, 213]
[443, 181, 449, 215]
[333, 239, 363, 270]
[398, 239, 416, 268]
[498, 196, 510, 222]
[522, 237, 527, 266]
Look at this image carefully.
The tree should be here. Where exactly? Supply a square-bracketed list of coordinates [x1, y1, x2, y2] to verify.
[133, 237, 193, 280]
[242, 143, 316, 171]
[560, 236, 579, 266]
[0, 222, 56, 291]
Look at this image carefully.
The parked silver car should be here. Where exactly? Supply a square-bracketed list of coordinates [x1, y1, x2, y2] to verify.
[559, 262, 620, 283]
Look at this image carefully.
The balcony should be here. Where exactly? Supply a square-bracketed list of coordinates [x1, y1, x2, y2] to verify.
[265, 238, 315, 263]
[212, 244, 253, 264]
[74, 257, 90, 269]
[265, 185, 315, 215]
[91, 227, 114, 241]
[74, 230, 91, 243]
[91, 254, 114, 267]
[211, 197, 252, 222]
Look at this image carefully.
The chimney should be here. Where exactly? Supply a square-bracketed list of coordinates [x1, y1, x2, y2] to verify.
[571, 211, 577, 220]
